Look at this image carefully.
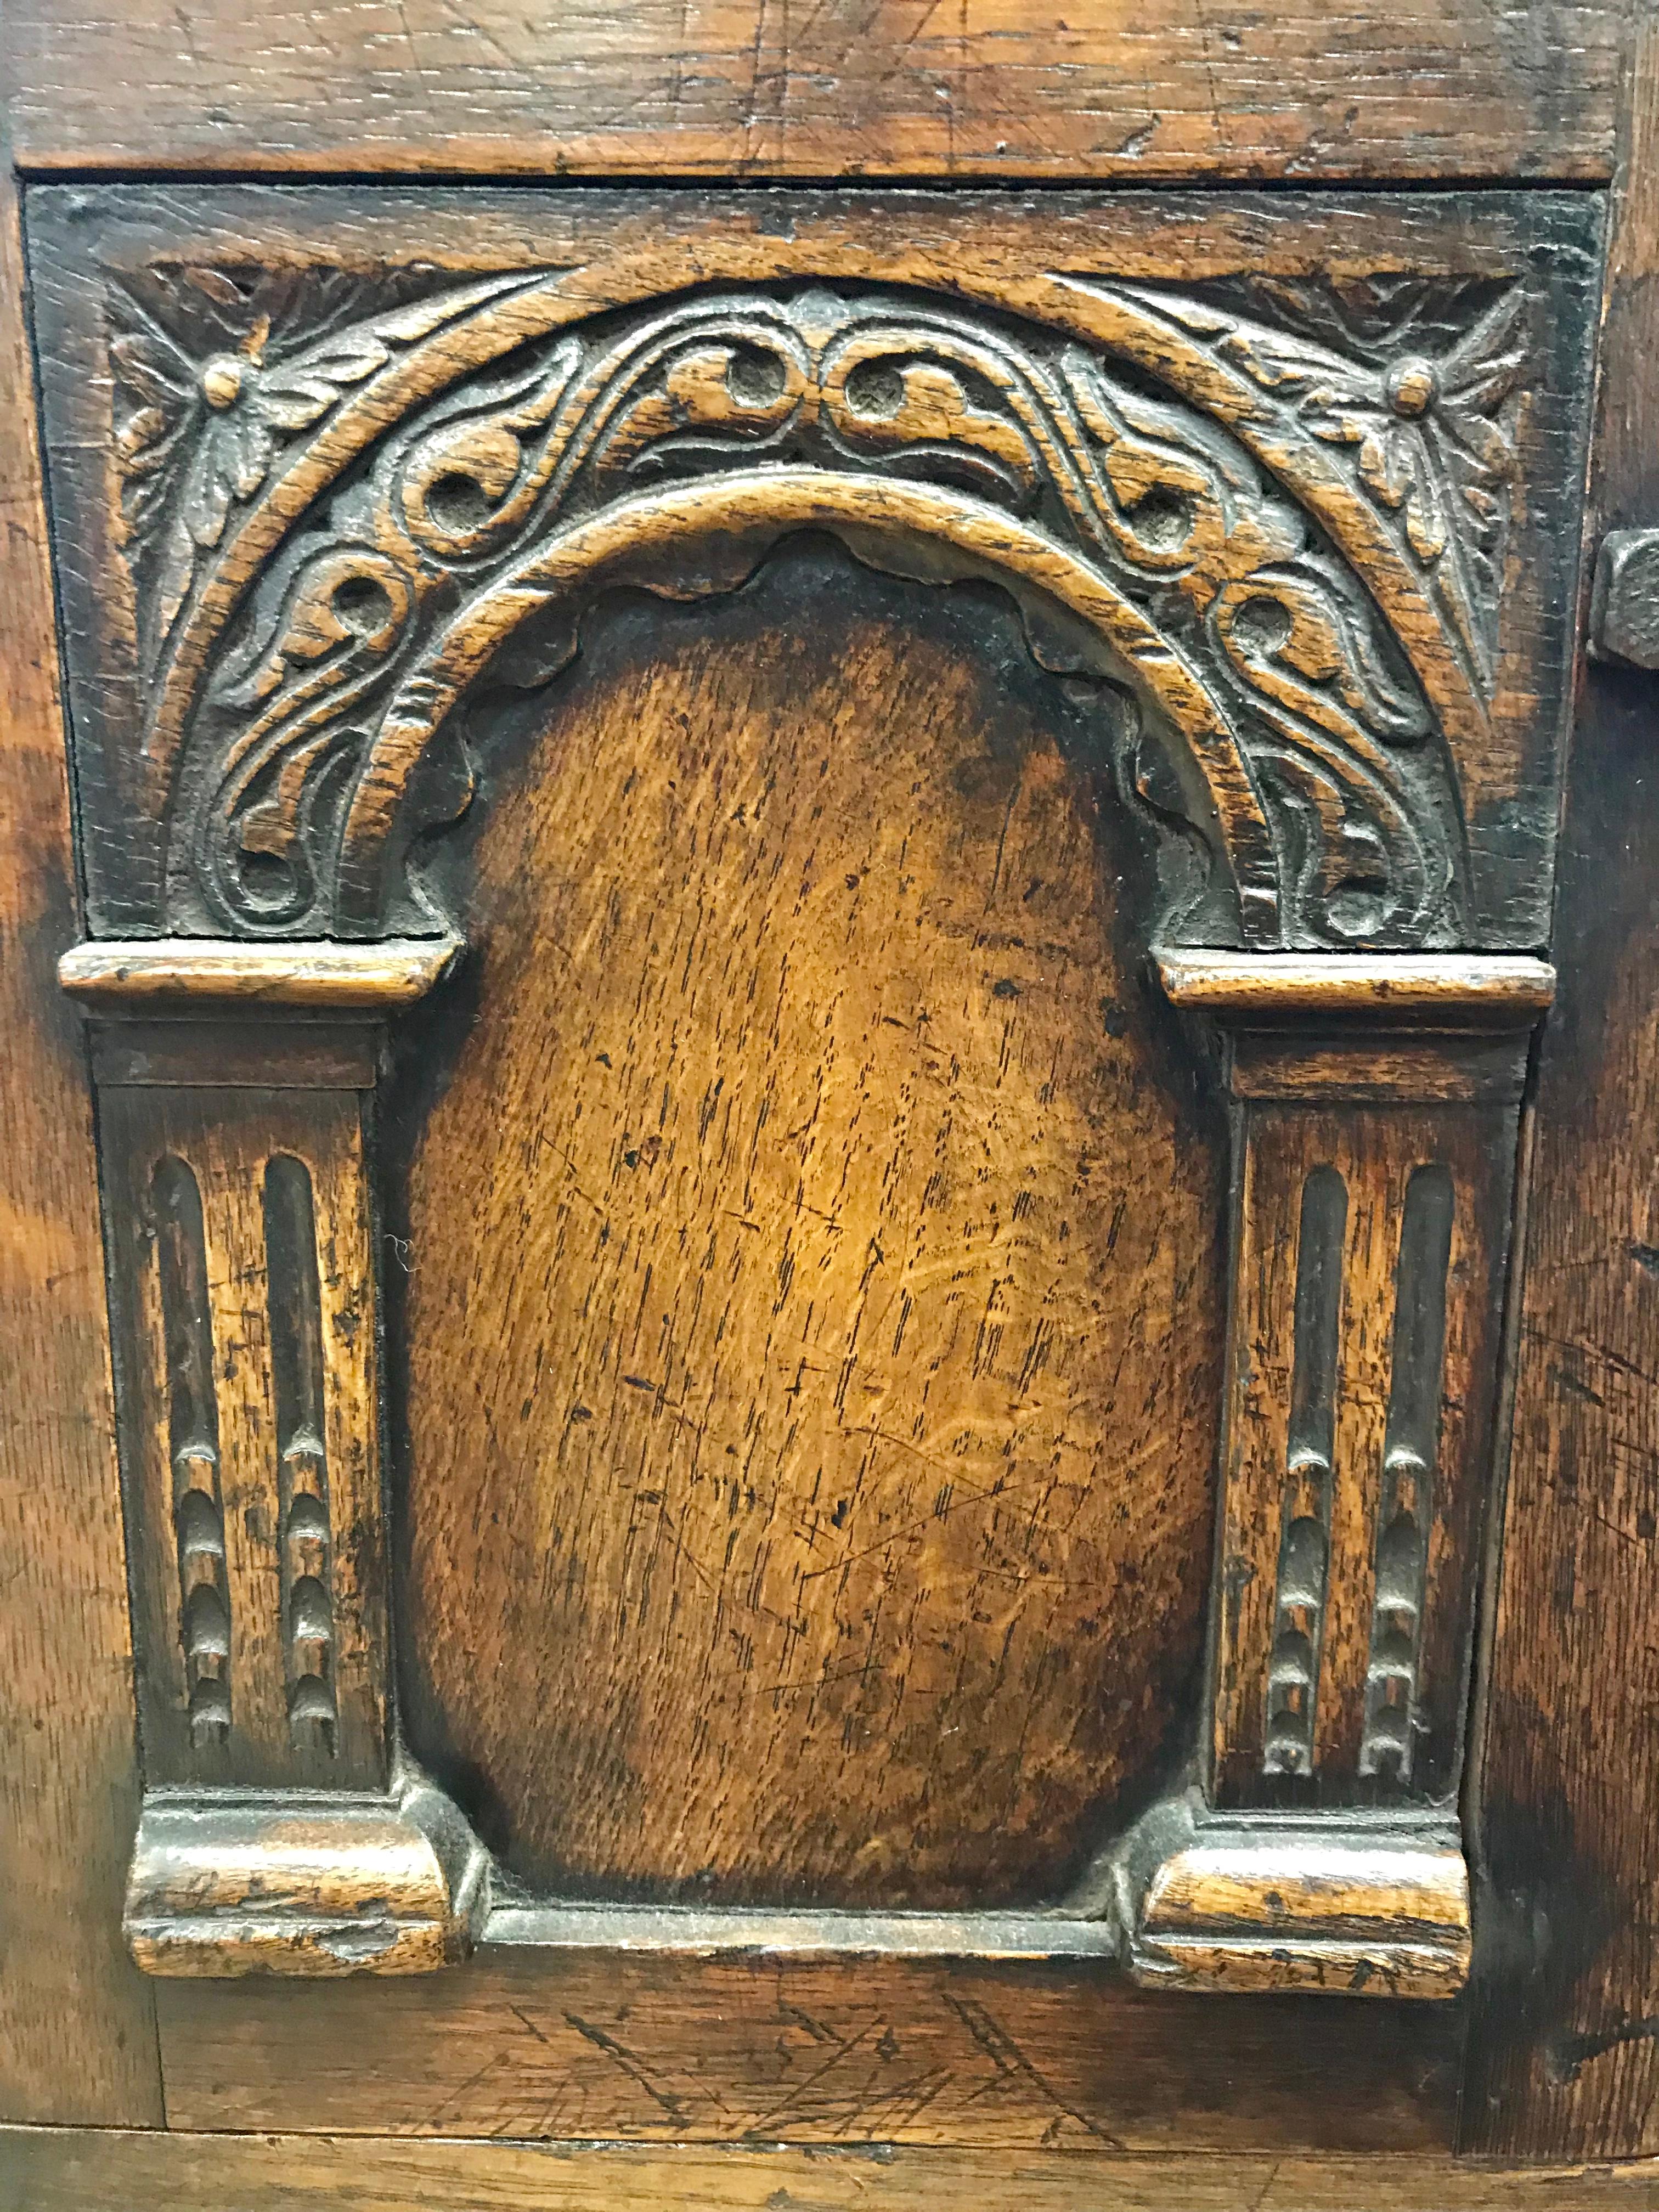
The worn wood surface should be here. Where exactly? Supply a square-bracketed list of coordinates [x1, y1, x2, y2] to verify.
[1132, 1819, 1471, 1999]
[153, 1946, 1463, 2145]
[391, 545, 1224, 1906]
[124, 1773, 484, 1978]
[1589, 528, 1659, 669]
[1155, 952, 1558, 1024]
[1463, 7, 1659, 2165]
[89, 1019, 382, 1091]
[0, 148, 161, 2124]
[0, 1, 1626, 183]
[0, 31, 1634, 2177]
[10, 2129, 1659, 2212]
[26, 184, 1600, 952]
[60, 936, 461, 1008]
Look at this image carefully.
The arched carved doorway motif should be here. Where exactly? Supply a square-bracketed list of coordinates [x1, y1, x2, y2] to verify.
[112, 276, 1487, 950]
[37, 186, 1592, 2004]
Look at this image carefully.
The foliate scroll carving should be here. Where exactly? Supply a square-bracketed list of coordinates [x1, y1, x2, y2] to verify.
[108, 269, 1495, 949]
[110, 265, 551, 685]
[1104, 277, 1525, 698]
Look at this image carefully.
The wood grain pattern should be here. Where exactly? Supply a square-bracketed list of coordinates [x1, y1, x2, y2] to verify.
[60, 935, 461, 1007]
[1156, 951, 1557, 1023]
[0, 1, 1640, 2184]
[1463, 8, 1659, 2162]
[124, 1774, 486, 1977]
[14, 2129, 1659, 2212]
[1225, 1033, 1531, 1107]
[0, 2, 1624, 183]
[0, 149, 160, 2124]
[1132, 1819, 1471, 1998]
[391, 546, 1224, 1907]
[89, 1019, 381, 1090]
[151, 1945, 1464, 2146]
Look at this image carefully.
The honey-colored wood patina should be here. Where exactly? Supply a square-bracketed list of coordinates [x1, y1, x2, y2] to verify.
[7, 4, 1659, 2202]
[124, 1776, 486, 1977]
[13, 125, 1601, 2091]
[59, 935, 462, 1008]
[1131, 1819, 1471, 1997]
[393, 553, 1225, 1907]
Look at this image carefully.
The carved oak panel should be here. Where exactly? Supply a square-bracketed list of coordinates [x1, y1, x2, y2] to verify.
[98, 1058, 389, 1791]
[25, 185, 1601, 2006]
[30, 188, 1599, 953]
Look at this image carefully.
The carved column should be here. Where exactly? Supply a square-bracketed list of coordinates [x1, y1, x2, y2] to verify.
[66, 937, 1549, 1996]
[1119, 949, 1553, 1998]
[63, 937, 485, 1976]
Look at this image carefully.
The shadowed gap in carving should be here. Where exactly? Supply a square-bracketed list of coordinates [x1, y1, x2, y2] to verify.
[262, 1153, 338, 1754]
[151, 1154, 230, 1746]
[1264, 1164, 1348, 1776]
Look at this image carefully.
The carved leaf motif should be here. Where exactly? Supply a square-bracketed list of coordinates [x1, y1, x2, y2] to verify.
[109, 266, 552, 681]
[1110, 278, 1525, 693]
[124, 273, 1477, 951]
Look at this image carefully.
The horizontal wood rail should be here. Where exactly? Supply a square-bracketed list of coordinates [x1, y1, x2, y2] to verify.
[1154, 950, 1557, 1024]
[58, 935, 464, 1011]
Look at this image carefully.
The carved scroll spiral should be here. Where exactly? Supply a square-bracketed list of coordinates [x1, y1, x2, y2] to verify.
[110, 272, 1496, 949]
[1102, 275, 1525, 699]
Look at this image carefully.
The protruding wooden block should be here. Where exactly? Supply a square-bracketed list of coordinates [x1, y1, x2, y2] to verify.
[125, 1770, 487, 1977]
[1121, 1798, 1470, 2000]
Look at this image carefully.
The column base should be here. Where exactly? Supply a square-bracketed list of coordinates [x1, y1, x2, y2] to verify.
[124, 1765, 488, 1977]
[1118, 1796, 1471, 1999]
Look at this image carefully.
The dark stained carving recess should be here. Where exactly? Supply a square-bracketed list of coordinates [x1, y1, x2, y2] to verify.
[1263, 1164, 1347, 1776]
[1361, 1161, 1455, 1783]
[97, 265, 1502, 952]
[150, 1154, 231, 1746]
[262, 1153, 338, 1752]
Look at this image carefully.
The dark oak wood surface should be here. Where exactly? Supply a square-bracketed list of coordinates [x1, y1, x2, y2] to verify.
[9, 2126, 1659, 2212]
[152, 1947, 1463, 2146]
[1464, 8, 1659, 2165]
[0, 1, 1626, 183]
[0, 146, 161, 2127]
[1, 2, 1652, 2191]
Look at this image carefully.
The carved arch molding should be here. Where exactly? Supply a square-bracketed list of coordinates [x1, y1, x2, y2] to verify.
[96, 263, 1541, 951]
